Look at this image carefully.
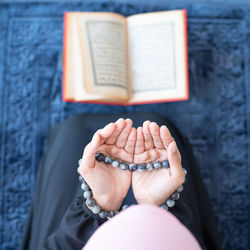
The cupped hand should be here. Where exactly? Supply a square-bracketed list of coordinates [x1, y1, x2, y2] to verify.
[132, 121, 185, 206]
[78, 118, 136, 211]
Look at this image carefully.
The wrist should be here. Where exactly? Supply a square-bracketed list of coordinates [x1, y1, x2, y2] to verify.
[135, 185, 184, 208]
[93, 193, 123, 211]
[80, 176, 122, 219]
[135, 191, 173, 206]
[135, 198, 168, 206]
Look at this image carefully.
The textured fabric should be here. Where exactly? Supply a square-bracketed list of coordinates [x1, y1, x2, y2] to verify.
[0, 2, 249, 250]
[41, 197, 106, 250]
[20, 113, 220, 250]
[84, 204, 201, 250]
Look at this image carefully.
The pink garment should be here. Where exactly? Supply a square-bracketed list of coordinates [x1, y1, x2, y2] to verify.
[83, 204, 201, 250]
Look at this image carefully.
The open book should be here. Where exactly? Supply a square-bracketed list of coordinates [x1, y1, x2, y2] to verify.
[63, 10, 189, 105]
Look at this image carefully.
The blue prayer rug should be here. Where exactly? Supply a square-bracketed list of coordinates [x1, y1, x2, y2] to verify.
[0, 1, 249, 249]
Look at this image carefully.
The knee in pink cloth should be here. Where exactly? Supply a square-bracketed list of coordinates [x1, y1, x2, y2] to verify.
[83, 204, 201, 250]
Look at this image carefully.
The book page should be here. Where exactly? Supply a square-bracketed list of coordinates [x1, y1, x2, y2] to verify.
[75, 12, 128, 100]
[71, 14, 102, 101]
[127, 10, 188, 103]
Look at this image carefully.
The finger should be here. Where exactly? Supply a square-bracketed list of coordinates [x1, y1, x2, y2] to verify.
[79, 132, 101, 174]
[160, 125, 174, 150]
[115, 118, 133, 148]
[124, 127, 137, 153]
[149, 122, 164, 149]
[105, 118, 125, 145]
[168, 141, 184, 185]
[98, 123, 117, 144]
[135, 127, 145, 154]
[142, 121, 154, 150]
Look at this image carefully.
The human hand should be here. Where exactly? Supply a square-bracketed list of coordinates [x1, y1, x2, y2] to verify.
[132, 121, 185, 206]
[78, 118, 136, 211]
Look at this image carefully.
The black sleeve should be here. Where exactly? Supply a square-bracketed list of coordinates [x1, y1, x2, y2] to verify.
[169, 201, 206, 250]
[41, 196, 106, 250]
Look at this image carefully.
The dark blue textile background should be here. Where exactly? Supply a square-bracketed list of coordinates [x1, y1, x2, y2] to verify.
[0, 1, 249, 249]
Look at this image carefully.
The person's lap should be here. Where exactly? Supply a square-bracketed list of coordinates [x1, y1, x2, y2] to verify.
[21, 112, 219, 250]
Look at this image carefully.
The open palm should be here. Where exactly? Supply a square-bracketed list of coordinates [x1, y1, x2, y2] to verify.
[78, 118, 136, 211]
[132, 121, 185, 205]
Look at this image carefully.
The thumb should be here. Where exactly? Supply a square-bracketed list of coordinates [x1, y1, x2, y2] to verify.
[167, 141, 184, 185]
[78, 132, 100, 175]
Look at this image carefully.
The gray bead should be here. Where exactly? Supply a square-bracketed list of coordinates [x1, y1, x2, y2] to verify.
[120, 162, 128, 170]
[86, 198, 95, 207]
[177, 185, 184, 193]
[122, 204, 129, 210]
[146, 162, 153, 171]
[107, 211, 114, 218]
[78, 159, 82, 166]
[114, 211, 119, 215]
[104, 156, 112, 164]
[182, 168, 187, 175]
[95, 153, 105, 162]
[81, 182, 90, 191]
[160, 204, 169, 210]
[79, 175, 84, 182]
[83, 190, 92, 199]
[128, 163, 137, 172]
[166, 199, 175, 208]
[92, 205, 101, 214]
[162, 160, 169, 168]
[99, 211, 107, 219]
[77, 167, 81, 174]
[153, 161, 162, 169]
[137, 164, 146, 172]
[171, 192, 180, 201]
[112, 159, 120, 168]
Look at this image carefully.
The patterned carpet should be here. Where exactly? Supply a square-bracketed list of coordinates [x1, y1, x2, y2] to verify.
[0, 1, 249, 249]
